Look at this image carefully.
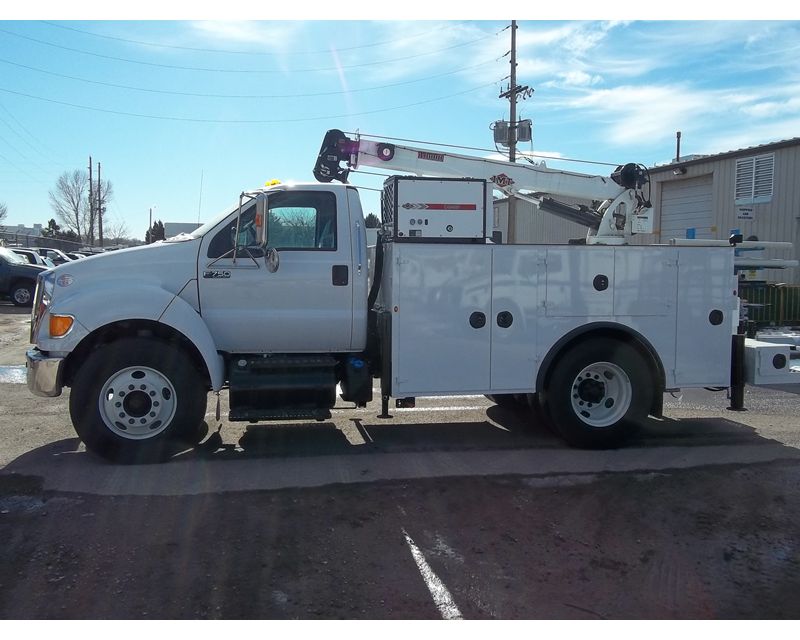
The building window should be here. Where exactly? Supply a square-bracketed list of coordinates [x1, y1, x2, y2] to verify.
[735, 153, 774, 205]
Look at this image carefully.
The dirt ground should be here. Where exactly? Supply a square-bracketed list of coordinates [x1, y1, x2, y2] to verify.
[1, 462, 799, 619]
[0, 303, 29, 365]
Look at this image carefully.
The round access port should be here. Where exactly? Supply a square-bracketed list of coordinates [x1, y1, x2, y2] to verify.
[773, 354, 787, 369]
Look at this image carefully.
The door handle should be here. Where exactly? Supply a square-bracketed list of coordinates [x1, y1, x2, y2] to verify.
[332, 265, 349, 286]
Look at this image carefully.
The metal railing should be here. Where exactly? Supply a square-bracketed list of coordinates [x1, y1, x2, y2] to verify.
[739, 282, 800, 332]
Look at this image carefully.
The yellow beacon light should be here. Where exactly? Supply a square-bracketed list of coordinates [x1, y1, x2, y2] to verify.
[265, 179, 282, 186]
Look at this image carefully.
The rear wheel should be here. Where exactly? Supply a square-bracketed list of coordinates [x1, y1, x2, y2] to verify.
[542, 338, 653, 448]
[69, 337, 208, 463]
[10, 281, 34, 307]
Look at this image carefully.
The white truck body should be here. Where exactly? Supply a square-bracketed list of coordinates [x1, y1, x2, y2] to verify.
[24, 132, 799, 462]
[383, 242, 735, 397]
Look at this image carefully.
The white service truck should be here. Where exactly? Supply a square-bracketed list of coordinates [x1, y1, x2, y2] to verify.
[26, 130, 799, 463]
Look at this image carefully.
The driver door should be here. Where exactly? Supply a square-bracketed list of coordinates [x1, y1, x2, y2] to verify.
[198, 189, 354, 354]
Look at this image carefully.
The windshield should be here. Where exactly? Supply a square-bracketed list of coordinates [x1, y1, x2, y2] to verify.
[0, 247, 27, 265]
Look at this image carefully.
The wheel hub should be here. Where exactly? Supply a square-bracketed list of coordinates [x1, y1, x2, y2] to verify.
[99, 367, 177, 440]
[123, 390, 152, 418]
[570, 361, 632, 428]
[577, 378, 606, 404]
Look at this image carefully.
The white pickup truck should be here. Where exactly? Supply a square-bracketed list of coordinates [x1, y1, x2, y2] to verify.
[26, 131, 799, 463]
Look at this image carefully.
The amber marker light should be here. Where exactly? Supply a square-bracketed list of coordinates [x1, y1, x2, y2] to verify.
[49, 314, 75, 338]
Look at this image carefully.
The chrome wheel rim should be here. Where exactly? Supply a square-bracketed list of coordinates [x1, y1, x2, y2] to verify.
[99, 366, 177, 440]
[13, 287, 31, 304]
[570, 361, 632, 428]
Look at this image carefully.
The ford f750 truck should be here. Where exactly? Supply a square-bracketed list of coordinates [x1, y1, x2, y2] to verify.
[26, 130, 799, 463]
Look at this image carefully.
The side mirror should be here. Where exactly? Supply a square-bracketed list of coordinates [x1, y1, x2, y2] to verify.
[255, 195, 268, 247]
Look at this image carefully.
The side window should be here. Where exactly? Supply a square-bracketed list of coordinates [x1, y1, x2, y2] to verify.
[268, 191, 337, 250]
[207, 204, 257, 258]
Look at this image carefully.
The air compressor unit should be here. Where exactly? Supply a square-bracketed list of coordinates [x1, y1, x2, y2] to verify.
[381, 176, 489, 243]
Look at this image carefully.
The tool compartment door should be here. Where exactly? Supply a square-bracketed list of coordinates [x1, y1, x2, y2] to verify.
[391, 244, 492, 395]
[490, 246, 544, 391]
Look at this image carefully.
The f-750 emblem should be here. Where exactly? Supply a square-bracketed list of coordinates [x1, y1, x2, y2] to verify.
[203, 270, 231, 279]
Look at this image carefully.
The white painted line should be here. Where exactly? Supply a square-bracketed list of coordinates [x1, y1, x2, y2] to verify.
[402, 528, 463, 620]
[372, 388, 486, 400]
[330, 406, 484, 414]
[394, 406, 485, 413]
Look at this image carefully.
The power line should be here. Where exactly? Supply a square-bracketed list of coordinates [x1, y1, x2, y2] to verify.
[0, 82, 498, 124]
[0, 27, 496, 75]
[0, 130, 54, 175]
[0, 148, 51, 188]
[40, 20, 466, 56]
[0, 108, 65, 168]
[0, 100, 54, 157]
[0, 56, 500, 100]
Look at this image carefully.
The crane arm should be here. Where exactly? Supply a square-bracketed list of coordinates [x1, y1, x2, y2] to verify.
[313, 129, 654, 244]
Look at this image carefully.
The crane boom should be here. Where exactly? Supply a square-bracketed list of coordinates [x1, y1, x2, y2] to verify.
[314, 129, 654, 244]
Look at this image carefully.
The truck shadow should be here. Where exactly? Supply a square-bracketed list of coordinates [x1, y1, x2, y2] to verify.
[1, 409, 788, 472]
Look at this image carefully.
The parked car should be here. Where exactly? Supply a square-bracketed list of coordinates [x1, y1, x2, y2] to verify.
[12, 248, 56, 268]
[36, 248, 74, 266]
[0, 246, 47, 306]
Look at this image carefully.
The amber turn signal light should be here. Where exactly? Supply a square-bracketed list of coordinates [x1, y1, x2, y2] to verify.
[49, 314, 74, 338]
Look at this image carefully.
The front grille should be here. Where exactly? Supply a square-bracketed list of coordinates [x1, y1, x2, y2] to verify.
[29, 276, 44, 343]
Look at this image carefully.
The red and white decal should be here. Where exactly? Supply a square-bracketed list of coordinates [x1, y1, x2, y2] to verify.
[490, 173, 515, 188]
[402, 203, 477, 211]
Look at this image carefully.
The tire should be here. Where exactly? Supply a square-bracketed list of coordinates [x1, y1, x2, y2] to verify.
[10, 281, 34, 307]
[541, 338, 653, 449]
[69, 337, 208, 463]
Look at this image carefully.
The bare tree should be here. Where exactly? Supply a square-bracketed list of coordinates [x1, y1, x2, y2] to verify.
[0, 201, 7, 226]
[104, 214, 129, 243]
[49, 170, 86, 241]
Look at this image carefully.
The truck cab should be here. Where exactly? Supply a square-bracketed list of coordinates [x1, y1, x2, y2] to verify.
[26, 182, 371, 462]
[195, 183, 368, 355]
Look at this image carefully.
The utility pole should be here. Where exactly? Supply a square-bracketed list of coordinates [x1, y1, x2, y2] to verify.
[148, 207, 152, 244]
[97, 161, 104, 248]
[88, 156, 93, 247]
[496, 21, 533, 244]
[509, 20, 518, 167]
[507, 20, 517, 242]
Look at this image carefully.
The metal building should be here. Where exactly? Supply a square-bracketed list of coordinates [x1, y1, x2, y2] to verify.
[494, 137, 800, 284]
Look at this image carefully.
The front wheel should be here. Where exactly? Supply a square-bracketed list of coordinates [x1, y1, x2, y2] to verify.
[542, 338, 653, 449]
[69, 337, 208, 463]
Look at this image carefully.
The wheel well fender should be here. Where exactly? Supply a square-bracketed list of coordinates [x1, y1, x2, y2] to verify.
[63, 311, 224, 392]
[10, 277, 35, 290]
[159, 294, 225, 390]
[536, 323, 666, 416]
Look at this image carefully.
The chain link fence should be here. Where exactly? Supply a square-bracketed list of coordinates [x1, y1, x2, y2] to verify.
[0, 229, 104, 252]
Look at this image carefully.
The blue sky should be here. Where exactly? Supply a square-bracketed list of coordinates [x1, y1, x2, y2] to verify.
[1, 15, 799, 241]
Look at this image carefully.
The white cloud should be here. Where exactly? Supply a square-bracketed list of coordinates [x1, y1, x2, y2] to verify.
[188, 21, 304, 51]
[543, 70, 603, 88]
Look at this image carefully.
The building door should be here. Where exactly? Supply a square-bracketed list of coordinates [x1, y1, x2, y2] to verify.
[659, 174, 714, 241]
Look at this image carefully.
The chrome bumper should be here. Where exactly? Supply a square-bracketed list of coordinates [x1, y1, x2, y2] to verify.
[26, 348, 65, 397]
